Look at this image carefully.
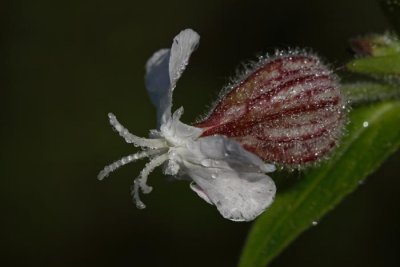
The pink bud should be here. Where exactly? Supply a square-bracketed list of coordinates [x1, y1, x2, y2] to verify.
[196, 52, 346, 167]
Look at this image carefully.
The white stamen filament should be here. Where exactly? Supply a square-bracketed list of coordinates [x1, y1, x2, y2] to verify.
[132, 153, 169, 209]
[97, 148, 167, 181]
[108, 113, 166, 148]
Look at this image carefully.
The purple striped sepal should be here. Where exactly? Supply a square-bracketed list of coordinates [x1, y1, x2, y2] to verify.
[196, 52, 346, 167]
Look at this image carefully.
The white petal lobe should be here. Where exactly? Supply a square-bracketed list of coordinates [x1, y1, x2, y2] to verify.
[186, 162, 276, 222]
[169, 29, 200, 90]
[144, 29, 200, 127]
[145, 49, 172, 126]
[181, 136, 276, 222]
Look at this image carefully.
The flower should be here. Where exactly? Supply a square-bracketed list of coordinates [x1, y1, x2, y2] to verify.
[98, 29, 276, 222]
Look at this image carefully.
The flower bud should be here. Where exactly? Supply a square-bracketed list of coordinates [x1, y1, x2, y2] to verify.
[196, 52, 346, 167]
[350, 33, 400, 57]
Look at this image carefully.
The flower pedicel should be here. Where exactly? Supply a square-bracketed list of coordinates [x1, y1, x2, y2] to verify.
[98, 29, 345, 222]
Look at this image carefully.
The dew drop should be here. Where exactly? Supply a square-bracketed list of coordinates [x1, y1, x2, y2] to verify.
[111, 162, 118, 170]
[311, 221, 318, 226]
[201, 159, 212, 167]
[363, 121, 369, 128]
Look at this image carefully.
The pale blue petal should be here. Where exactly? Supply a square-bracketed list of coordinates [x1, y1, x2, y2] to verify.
[144, 29, 200, 127]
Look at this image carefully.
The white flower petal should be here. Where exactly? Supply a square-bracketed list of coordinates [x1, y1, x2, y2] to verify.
[145, 49, 171, 126]
[181, 136, 276, 221]
[185, 162, 276, 222]
[144, 29, 200, 127]
[190, 182, 213, 205]
[182, 135, 274, 173]
[169, 29, 200, 90]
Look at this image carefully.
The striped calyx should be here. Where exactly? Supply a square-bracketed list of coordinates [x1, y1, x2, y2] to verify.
[196, 52, 346, 167]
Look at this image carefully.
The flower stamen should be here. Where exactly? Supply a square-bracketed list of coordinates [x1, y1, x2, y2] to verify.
[131, 153, 169, 209]
[97, 148, 167, 181]
[108, 113, 166, 148]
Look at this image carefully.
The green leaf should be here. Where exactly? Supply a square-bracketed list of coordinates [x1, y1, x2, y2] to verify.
[346, 55, 400, 76]
[238, 100, 400, 267]
[378, 0, 400, 33]
[342, 82, 400, 105]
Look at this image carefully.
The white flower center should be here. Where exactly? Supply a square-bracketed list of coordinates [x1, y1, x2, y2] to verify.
[97, 109, 202, 209]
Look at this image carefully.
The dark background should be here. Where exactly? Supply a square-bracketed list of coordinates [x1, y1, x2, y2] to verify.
[2, 0, 400, 266]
